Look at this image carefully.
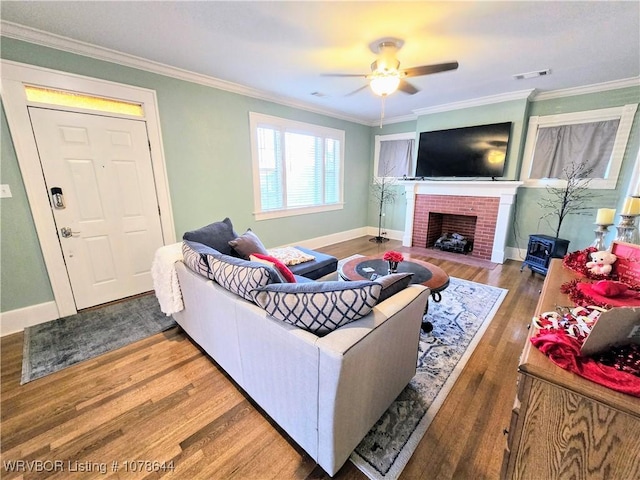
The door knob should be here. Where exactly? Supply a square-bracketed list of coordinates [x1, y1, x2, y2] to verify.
[60, 227, 80, 238]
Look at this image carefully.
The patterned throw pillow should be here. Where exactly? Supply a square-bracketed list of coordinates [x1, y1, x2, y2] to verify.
[181, 240, 221, 279]
[252, 281, 382, 336]
[209, 255, 282, 302]
[266, 246, 315, 266]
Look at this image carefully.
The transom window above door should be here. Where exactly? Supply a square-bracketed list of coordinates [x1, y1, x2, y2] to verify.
[249, 112, 344, 220]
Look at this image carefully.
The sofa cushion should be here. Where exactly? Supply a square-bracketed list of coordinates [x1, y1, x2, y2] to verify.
[181, 240, 222, 279]
[252, 281, 382, 336]
[229, 229, 269, 259]
[250, 253, 296, 283]
[183, 217, 238, 256]
[373, 272, 414, 303]
[209, 254, 282, 302]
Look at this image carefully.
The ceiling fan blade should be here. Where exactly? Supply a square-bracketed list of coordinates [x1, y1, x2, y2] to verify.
[321, 73, 368, 77]
[403, 61, 459, 77]
[345, 85, 369, 96]
[398, 79, 419, 95]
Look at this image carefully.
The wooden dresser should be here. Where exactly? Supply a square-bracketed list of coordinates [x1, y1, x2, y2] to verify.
[501, 259, 640, 479]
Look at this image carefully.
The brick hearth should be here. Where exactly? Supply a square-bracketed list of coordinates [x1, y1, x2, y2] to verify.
[402, 181, 521, 264]
[412, 195, 500, 260]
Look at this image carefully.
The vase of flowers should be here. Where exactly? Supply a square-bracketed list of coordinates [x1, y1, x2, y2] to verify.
[383, 251, 404, 274]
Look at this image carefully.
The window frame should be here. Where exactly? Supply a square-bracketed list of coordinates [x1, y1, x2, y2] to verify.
[373, 132, 416, 179]
[249, 112, 345, 221]
[519, 104, 637, 189]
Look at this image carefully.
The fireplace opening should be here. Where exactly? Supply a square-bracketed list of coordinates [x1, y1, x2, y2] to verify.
[426, 213, 477, 255]
[434, 233, 473, 254]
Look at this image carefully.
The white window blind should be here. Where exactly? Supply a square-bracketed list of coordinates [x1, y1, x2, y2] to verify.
[250, 113, 344, 220]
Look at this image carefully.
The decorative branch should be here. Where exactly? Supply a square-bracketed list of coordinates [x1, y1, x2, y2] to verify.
[370, 159, 400, 242]
[537, 160, 598, 239]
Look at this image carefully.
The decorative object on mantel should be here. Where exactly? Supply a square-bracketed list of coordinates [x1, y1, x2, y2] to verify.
[592, 208, 616, 250]
[382, 250, 404, 274]
[615, 195, 640, 244]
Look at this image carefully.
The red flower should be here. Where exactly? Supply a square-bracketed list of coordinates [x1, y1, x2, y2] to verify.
[383, 251, 404, 263]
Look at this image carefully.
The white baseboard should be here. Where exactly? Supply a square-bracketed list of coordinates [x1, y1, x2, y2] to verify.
[505, 246, 527, 262]
[365, 227, 405, 241]
[283, 227, 369, 250]
[0, 301, 59, 337]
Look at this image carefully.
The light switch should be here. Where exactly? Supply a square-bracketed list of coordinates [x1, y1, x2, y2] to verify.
[0, 184, 12, 198]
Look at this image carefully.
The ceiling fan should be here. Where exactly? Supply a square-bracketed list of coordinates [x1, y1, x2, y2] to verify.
[325, 38, 459, 97]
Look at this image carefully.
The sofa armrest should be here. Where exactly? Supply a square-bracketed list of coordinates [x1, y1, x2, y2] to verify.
[314, 284, 430, 475]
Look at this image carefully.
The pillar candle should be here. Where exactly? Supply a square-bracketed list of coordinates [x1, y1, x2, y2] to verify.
[595, 208, 616, 225]
[621, 196, 640, 215]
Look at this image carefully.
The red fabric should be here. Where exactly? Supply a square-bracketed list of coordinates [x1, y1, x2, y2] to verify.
[591, 280, 629, 297]
[252, 253, 296, 283]
[561, 279, 640, 309]
[531, 331, 640, 397]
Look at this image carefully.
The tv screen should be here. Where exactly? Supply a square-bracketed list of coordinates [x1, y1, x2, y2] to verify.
[415, 122, 512, 178]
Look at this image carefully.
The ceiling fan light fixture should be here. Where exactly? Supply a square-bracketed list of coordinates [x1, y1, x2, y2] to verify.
[370, 74, 400, 96]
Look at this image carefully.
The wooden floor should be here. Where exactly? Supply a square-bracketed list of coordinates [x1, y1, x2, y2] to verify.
[1, 237, 545, 479]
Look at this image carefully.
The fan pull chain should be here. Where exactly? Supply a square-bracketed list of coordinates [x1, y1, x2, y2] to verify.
[379, 95, 386, 128]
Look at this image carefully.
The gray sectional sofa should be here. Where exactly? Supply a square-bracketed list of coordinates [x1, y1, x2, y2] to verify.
[171, 220, 430, 475]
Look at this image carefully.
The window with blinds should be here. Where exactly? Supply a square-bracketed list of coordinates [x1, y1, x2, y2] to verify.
[373, 132, 415, 178]
[250, 113, 344, 220]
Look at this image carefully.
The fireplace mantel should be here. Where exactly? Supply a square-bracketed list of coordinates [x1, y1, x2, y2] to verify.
[402, 180, 523, 197]
[403, 181, 522, 264]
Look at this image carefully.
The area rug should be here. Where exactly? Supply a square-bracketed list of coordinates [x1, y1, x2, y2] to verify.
[21, 294, 176, 384]
[350, 276, 508, 480]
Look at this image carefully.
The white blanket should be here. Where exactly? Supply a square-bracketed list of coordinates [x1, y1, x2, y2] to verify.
[151, 242, 184, 315]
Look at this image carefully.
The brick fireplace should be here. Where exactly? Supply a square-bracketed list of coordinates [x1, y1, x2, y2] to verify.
[402, 181, 522, 263]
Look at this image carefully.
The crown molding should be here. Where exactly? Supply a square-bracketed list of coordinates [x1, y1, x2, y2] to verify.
[532, 77, 640, 101]
[369, 113, 417, 128]
[412, 89, 536, 116]
[0, 21, 369, 126]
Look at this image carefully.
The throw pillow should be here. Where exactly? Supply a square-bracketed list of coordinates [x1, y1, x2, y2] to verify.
[252, 281, 382, 336]
[250, 253, 296, 283]
[266, 246, 316, 265]
[181, 240, 221, 279]
[182, 217, 238, 256]
[373, 272, 414, 303]
[229, 229, 269, 259]
[209, 254, 282, 302]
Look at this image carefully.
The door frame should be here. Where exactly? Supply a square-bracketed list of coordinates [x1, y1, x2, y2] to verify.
[1, 60, 176, 317]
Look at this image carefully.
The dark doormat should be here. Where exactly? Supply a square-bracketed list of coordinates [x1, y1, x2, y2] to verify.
[21, 294, 176, 384]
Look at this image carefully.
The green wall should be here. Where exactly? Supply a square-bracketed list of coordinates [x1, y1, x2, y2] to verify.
[1, 35, 638, 315]
[0, 37, 372, 312]
[511, 86, 640, 252]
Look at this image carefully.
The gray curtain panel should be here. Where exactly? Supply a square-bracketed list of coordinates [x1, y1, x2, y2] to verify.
[530, 119, 620, 179]
[378, 139, 414, 177]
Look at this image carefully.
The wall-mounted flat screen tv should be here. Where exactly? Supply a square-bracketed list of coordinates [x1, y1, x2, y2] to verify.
[415, 122, 512, 178]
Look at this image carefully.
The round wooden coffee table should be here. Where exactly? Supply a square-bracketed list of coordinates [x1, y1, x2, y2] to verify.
[339, 253, 450, 332]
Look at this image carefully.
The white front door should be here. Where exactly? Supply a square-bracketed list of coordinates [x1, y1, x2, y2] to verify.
[28, 108, 165, 310]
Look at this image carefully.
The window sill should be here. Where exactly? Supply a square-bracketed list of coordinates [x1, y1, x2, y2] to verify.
[254, 203, 344, 221]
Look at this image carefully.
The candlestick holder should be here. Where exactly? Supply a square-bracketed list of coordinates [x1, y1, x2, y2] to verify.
[614, 214, 640, 244]
[591, 224, 612, 250]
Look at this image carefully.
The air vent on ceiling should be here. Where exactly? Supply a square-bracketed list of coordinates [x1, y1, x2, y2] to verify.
[513, 69, 551, 80]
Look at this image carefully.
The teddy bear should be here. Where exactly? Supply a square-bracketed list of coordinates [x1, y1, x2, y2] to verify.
[585, 250, 617, 275]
